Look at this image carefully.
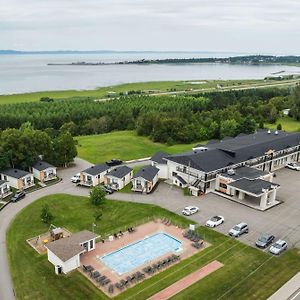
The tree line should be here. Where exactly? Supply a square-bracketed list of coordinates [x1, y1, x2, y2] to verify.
[0, 87, 297, 146]
[0, 122, 77, 171]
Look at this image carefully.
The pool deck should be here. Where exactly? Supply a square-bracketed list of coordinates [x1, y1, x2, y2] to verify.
[80, 220, 209, 296]
[148, 260, 224, 300]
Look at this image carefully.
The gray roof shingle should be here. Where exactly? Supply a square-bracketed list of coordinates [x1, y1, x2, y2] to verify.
[82, 164, 110, 176]
[1, 168, 31, 179]
[151, 151, 169, 164]
[133, 166, 159, 181]
[166, 130, 300, 173]
[32, 161, 55, 171]
[228, 178, 280, 196]
[46, 230, 99, 262]
[106, 166, 132, 178]
[221, 166, 269, 180]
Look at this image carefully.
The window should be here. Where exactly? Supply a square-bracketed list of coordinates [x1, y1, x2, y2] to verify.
[220, 183, 227, 189]
[90, 240, 94, 249]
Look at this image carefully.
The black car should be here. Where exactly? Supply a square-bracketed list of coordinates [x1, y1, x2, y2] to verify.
[100, 185, 114, 194]
[11, 191, 26, 203]
[106, 159, 123, 166]
[255, 234, 275, 248]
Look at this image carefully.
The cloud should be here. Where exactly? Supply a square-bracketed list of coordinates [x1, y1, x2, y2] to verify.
[0, 0, 299, 53]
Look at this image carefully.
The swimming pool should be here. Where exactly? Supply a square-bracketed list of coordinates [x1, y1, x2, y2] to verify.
[100, 232, 182, 275]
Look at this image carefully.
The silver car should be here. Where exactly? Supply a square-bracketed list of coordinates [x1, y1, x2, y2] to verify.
[229, 222, 249, 237]
[269, 240, 288, 255]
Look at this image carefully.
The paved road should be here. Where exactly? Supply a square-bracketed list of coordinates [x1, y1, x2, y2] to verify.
[0, 158, 91, 300]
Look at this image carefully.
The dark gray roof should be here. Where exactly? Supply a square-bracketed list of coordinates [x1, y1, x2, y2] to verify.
[151, 151, 169, 164]
[0, 180, 8, 186]
[106, 166, 132, 178]
[1, 168, 31, 179]
[46, 230, 99, 262]
[166, 130, 300, 173]
[221, 166, 269, 180]
[82, 164, 110, 176]
[228, 178, 280, 196]
[175, 175, 187, 185]
[32, 161, 55, 171]
[133, 166, 159, 181]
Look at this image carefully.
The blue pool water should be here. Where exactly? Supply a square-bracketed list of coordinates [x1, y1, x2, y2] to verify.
[100, 232, 182, 275]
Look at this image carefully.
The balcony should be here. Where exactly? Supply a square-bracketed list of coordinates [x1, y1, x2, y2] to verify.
[176, 167, 204, 180]
[44, 173, 57, 181]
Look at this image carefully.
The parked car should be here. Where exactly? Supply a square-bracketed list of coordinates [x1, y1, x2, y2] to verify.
[269, 240, 288, 255]
[11, 191, 26, 203]
[206, 216, 225, 227]
[71, 173, 80, 183]
[286, 163, 300, 171]
[100, 185, 114, 194]
[228, 222, 249, 237]
[255, 234, 275, 248]
[182, 206, 199, 216]
[106, 159, 123, 166]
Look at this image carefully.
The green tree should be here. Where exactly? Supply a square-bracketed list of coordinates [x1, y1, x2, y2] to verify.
[291, 85, 300, 121]
[40, 205, 54, 224]
[220, 119, 238, 138]
[277, 123, 282, 130]
[90, 186, 106, 206]
[240, 116, 256, 134]
[52, 132, 77, 167]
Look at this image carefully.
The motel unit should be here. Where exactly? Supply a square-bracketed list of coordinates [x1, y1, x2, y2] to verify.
[80, 164, 111, 187]
[104, 166, 133, 191]
[0, 168, 34, 190]
[31, 161, 57, 183]
[131, 165, 159, 193]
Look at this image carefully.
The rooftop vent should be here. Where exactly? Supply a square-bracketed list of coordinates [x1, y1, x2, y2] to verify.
[227, 169, 235, 176]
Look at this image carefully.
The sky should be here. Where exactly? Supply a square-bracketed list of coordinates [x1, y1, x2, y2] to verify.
[0, 0, 299, 54]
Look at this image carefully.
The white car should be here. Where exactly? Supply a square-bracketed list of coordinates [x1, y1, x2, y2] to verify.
[269, 239, 288, 255]
[182, 206, 199, 216]
[206, 216, 225, 227]
[286, 163, 300, 171]
[71, 173, 81, 183]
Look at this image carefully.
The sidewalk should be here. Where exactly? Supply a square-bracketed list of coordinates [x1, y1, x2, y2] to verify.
[268, 272, 300, 300]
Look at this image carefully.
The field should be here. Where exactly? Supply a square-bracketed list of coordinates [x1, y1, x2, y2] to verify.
[76, 131, 201, 163]
[7, 194, 300, 300]
[266, 116, 300, 132]
[0, 78, 297, 105]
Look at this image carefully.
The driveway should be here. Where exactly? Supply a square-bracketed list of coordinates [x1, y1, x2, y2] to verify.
[0, 158, 91, 300]
[108, 168, 300, 249]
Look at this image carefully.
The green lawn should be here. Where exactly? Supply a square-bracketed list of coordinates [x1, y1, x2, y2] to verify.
[0, 78, 294, 105]
[76, 131, 200, 163]
[266, 116, 300, 132]
[7, 194, 300, 300]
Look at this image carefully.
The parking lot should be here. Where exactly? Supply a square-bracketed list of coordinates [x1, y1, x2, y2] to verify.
[109, 167, 300, 250]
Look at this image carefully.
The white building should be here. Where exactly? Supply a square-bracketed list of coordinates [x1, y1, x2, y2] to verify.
[164, 130, 300, 210]
[104, 166, 133, 190]
[0, 180, 11, 199]
[131, 165, 159, 193]
[80, 164, 111, 187]
[0, 168, 34, 190]
[150, 151, 169, 179]
[31, 161, 57, 183]
[45, 230, 99, 274]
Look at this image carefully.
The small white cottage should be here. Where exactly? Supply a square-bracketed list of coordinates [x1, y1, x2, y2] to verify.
[104, 166, 133, 190]
[45, 230, 99, 274]
[131, 165, 159, 193]
[32, 161, 57, 182]
[0, 168, 34, 190]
